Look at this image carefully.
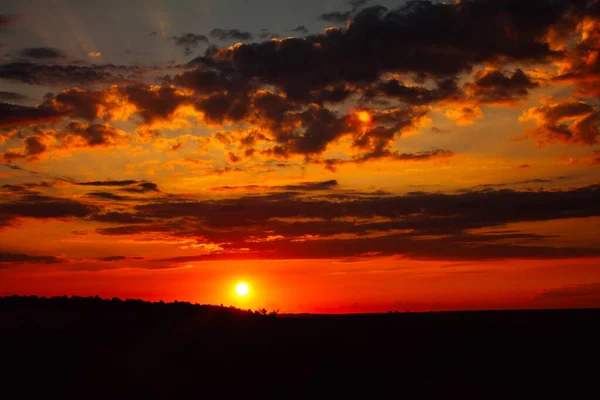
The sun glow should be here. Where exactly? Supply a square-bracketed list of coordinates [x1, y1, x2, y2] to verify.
[357, 111, 372, 124]
[235, 282, 249, 296]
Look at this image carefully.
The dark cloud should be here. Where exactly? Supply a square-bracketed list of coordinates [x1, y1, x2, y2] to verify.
[553, 9, 600, 97]
[211, 180, 338, 192]
[290, 26, 309, 34]
[77, 180, 140, 187]
[258, 29, 278, 39]
[209, 28, 253, 41]
[0, 91, 28, 103]
[0, 62, 162, 86]
[318, 149, 453, 171]
[49, 87, 123, 121]
[84, 184, 600, 261]
[154, 233, 600, 263]
[0, 102, 63, 129]
[18, 47, 66, 60]
[211, 1, 585, 102]
[195, 90, 251, 125]
[517, 178, 552, 184]
[0, 252, 63, 265]
[169, 67, 251, 96]
[366, 78, 462, 106]
[227, 151, 242, 164]
[281, 180, 338, 191]
[120, 182, 160, 193]
[319, 11, 351, 23]
[171, 33, 209, 56]
[91, 212, 153, 224]
[22, 136, 46, 160]
[95, 256, 144, 262]
[2, 120, 129, 163]
[320, 0, 370, 23]
[2, 134, 48, 163]
[121, 84, 192, 125]
[0, 194, 97, 223]
[347, 106, 434, 160]
[538, 282, 600, 299]
[1, 163, 30, 172]
[445, 106, 483, 125]
[59, 121, 128, 147]
[86, 191, 133, 201]
[465, 69, 540, 104]
[521, 99, 600, 146]
[96, 224, 177, 236]
[121, 49, 148, 56]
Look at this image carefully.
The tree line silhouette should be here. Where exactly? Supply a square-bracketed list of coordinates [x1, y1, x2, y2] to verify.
[1, 295, 598, 398]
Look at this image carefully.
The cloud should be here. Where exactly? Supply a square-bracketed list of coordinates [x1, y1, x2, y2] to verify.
[290, 26, 309, 34]
[0, 62, 162, 86]
[211, 1, 587, 102]
[366, 78, 462, 106]
[209, 28, 253, 41]
[171, 33, 209, 56]
[1, 180, 599, 261]
[48, 86, 131, 121]
[553, 15, 600, 96]
[0, 194, 97, 227]
[211, 180, 339, 192]
[539, 282, 600, 299]
[5, 0, 600, 170]
[91, 212, 153, 224]
[95, 224, 176, 236]
[258, 29, 278, 39]
[58, 121, 128, 148]
[314, 148, 453, 171]
[0, 252, 64, 265]
[120, 182, 160, 193]
[0, 91, 28, 103]
[445, 107, 483, 125]
[119, 84, 193, 126]
[83, 184, 599, 261]
[76, 180, 140, 187]
[320, 0, 369, 23]
[1, 133, 50, 162]
[520, 99, 600, 146]
[0, 102, 63, 129]
[2, 120, 130, 163]
[86, 191, 133, 201]
[17, 47, 66, 60]
[464, 68, 540, 105]
[319, 11, 351, 23]
[95, 256, 144, 262]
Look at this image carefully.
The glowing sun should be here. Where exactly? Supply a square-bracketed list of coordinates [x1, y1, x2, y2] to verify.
[357, 111, 371, 124]
[236, 283, 249, 296]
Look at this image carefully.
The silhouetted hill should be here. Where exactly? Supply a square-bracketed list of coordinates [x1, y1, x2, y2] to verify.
[1, 296, 598, 399]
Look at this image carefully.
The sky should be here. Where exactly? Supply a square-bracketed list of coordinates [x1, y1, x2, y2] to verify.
[1, 0, 600, 313]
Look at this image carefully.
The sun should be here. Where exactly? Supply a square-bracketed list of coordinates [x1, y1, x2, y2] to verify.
[235, 283, 249, 296]
[356, 111, 372, 124]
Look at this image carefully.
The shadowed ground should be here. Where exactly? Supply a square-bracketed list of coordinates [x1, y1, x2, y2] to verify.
[1, 296, 598, 398]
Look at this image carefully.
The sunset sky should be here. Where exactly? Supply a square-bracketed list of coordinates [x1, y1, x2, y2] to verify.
[1, 0, 600, 313]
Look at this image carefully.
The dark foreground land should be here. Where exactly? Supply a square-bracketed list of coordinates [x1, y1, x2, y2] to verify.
[1, 296, 598, 399]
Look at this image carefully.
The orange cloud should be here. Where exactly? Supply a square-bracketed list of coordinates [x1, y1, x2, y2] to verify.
[445, 107, 483, 126]
[520, 99, 599, 146]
